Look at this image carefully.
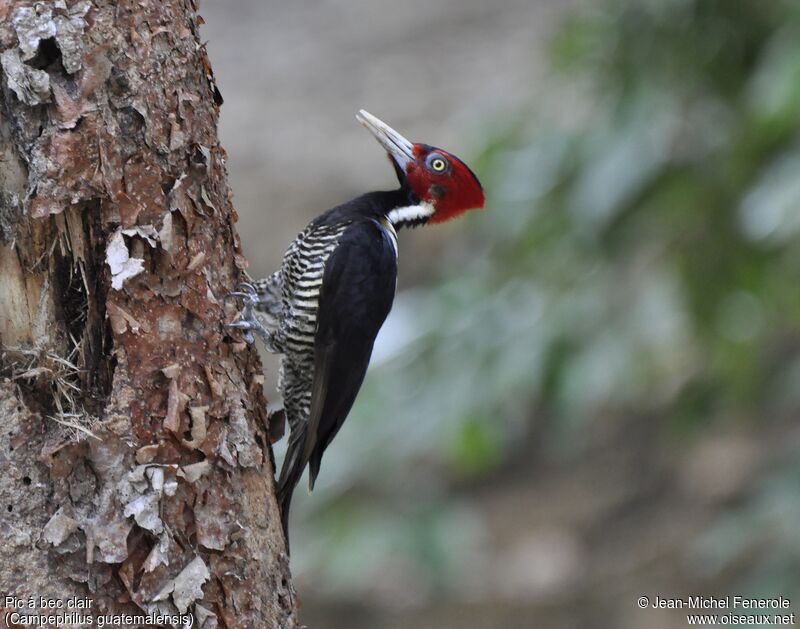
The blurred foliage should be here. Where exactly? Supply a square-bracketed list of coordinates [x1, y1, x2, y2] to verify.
[292, 0, 800, 601]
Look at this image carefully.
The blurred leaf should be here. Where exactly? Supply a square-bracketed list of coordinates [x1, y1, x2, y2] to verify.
[448, 417, 503, 477]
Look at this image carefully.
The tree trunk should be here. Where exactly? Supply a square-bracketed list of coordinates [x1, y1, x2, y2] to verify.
[0, 1, 297, 627]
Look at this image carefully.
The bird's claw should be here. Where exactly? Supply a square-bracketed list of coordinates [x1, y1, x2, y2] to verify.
[225, 282, 258, 303]
[227, 291, 255, 300]
[237, 282, 258, 295]
[225, 320, 256, 344]
[226, 282, 261, 321]
[226, 283, 275, 347]
[226, 317, 272, 346]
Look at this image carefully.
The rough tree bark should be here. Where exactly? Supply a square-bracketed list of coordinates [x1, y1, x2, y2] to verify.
[0, 1, 297, 627]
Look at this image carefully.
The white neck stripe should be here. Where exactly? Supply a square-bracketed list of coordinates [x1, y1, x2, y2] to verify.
[387, 202, 435, 226]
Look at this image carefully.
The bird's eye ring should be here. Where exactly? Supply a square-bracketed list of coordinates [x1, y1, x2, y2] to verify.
[427, 154, 449, 173]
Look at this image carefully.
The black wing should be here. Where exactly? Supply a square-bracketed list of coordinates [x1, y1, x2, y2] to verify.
[303, 218, 398, 488]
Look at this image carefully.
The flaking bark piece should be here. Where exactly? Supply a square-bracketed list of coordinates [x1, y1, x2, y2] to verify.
[12, 4, 57, 60]
[161, 363, 181, 379]
[85, 517, 132, 563]
[143, 534, 170, 573]
[159, 212, 175, 252]
[182, 405, 208, 449]
[107, 226, 159, 290]
[0, 49, 50, 105]
[135, 444, 161, 464]
[53, 1, 92, 73]
[194, 604, 217, 628]
[12, 2, 91, 74]
[107, 230, 145, 290]
[227, 405, 261, 468]
[164, 379, 188, 434]
[204, 364, 223, 399]
[195, 488, 233, 551]
[123, 493, 163, 535]
[187, 251, 206, 272]
[268, 408, 286, 444]
[152, 555, 210, 614]
[42, 507, 80, 546]
[178, 460, 210, 483]
[107, 301, 148, 335]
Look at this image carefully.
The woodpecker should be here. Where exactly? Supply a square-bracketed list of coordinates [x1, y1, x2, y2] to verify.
[227, 110, 485, 545]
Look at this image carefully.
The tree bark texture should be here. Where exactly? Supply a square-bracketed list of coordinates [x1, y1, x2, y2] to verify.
[0, 1, 297, 627]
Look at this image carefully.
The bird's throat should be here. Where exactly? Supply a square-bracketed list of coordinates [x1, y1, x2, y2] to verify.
[386, 202, 435, 229]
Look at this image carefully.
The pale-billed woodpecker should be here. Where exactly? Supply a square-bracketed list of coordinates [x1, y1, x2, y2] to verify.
[227, 110, 485, 546]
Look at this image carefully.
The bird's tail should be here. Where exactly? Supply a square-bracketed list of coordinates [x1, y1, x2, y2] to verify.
[275, 428, 308, 553]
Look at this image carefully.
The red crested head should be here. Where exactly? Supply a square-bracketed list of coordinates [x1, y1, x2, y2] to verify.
[356, 110, 485, 225]
[403, 143, 485, 223]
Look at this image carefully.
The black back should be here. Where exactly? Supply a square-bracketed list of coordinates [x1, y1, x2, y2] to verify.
[304, 217, 398, 484]
[276, 189, 406, 547]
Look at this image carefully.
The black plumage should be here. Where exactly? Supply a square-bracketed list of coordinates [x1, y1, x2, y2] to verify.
[233, 191, 410, 545]
[274, 195, 401, 540]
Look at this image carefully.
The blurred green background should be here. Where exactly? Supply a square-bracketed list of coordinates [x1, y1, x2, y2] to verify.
[205, 0, 800, 627]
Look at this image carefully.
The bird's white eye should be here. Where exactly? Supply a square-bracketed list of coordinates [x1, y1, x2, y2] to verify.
[427, 154, 449, 173]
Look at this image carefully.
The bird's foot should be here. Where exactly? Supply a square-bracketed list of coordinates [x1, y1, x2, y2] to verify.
[226, 283, 275, 348]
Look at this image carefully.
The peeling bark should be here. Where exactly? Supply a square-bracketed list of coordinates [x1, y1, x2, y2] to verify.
[0, 1, 297, 627]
